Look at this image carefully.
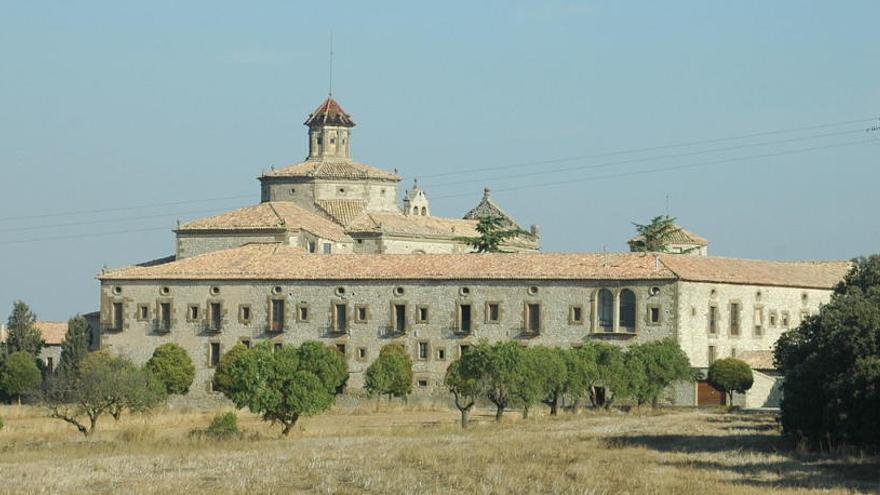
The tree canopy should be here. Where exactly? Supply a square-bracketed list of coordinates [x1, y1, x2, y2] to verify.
[146, 343, 196, 395]
[1, 351, 42, 403]
[58, 315, 90, 379]
[214, 342, 348, 435]
[625, 338, 694, 409]
[707, 358, 754, 405]
[5, 301, 44, 359]
[456, 215, 526, 253]
[630, 215, 689, 253]
[775, 255, 880, 449]
[364, 343, 413, 401]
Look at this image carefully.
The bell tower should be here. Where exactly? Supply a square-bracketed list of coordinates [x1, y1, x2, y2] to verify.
[304, 97, 355, 160]
[403, 179, 431, 216]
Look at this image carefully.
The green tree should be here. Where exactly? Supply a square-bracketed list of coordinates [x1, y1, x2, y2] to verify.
[215, 342, 347, 436]
[626, 338, 695, 409]
[471, 341, 524, 422]
[5, 301, 44, 358]
[444, 357, 482, 428]
[40, 351, 166, 436]
[593, 342, 632, 408]
[528, 346, 568, 416]
[1, 351, 42, 404]
[212, 343, 249, 394]
[58, 315, 90, 379]
[565, 345, 601, 411]
[456, 215, 526, 253]
[629, 215, 690, 253]
[146, 343, 196, 395]
[364, 343, 413, 402]
[511, 346, 546, 419]
[775, 255, 880, 449]
[707, 358, 754, 406]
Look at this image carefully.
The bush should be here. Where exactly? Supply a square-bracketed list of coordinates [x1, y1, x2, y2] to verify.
[775, 255, 880, 450]
[707, 358, 753, 406]
[206, 412, 240, 439]
[364, 343, 413, 401]
[1, 351, 42, 404]
[146, 343, 196, 395]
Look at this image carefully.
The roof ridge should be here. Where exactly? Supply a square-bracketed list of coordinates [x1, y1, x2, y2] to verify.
[265, 202, 286, 227]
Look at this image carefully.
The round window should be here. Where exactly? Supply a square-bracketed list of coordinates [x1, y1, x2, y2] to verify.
[273, 286, 283, 295]
[113, 286, 123, 295]
[335, 287, 346, 296]
[649, 287, 660, 296]
[394, 286, 405, 297]
[211, 286, 221, 296]
[528, 286, 539, 296]
[290, 188, 296, 195]
[160, 286, 170, 296]
[459, 287, 471, 296]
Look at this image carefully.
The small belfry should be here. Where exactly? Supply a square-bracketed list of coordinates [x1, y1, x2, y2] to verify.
[305, 97, 355, 160]
[403, 179, 430, 216]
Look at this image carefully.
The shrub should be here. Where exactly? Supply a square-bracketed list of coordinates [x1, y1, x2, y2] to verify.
[364, 343, 413, 401]
[215, 342, 347, 435]
[707, 358, 753, 406]
[775, 255, 880, 449]
[205, 412, 240, 439]
[146, 343, 196, 395]
[1, 351, 42, 404]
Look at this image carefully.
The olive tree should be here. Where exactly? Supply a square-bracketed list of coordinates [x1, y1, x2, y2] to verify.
[215, 341, 347, 435]
[146, 343, 196, 395]
[626, 338, 694, 409]
[364, 343, 413, 402]
[707, 358, 754, 406]
[444, 357, 482, 428]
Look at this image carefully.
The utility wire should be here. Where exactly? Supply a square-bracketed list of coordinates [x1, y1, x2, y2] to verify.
[431, 138, 873, 200]
[419, 117, 878, 179]
[0, 226, 172, 246]
[423, 128, 865, 189]
[0, 207, 233, 234]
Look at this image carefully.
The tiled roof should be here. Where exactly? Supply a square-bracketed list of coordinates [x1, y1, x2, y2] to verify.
[629, 225, 710, 247]
[178, 202, 352, 242]
[35, 321, 67, 345]
[315, 199, 367, 226]
[463, 188, 524, 230]
[100, 245, 677, 281]
[304, 97, 355, 127]
[347, 212, 481, 238]
[263, 159, 399, 181]
[737, 350, 776, 370]
[659, 255, 850, 289]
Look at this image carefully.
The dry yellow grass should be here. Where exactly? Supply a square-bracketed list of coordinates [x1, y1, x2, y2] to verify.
[0, 402, 877, 494]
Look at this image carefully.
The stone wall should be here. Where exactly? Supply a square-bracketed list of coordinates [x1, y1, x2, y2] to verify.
[99, 278, 677, 397]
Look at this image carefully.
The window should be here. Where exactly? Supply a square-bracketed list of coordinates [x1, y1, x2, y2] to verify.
[209, 302, 222, 331]
[459, 344, 471, 356]
[297, 304, 310, 322]
[525, 303, 541, 334]
[598, 289, 613, 331]
[708, 305, 719, 334]
[648, 305, 661, 325]
[486, 302, 501, 323]
[270, 300, 285, 332]
[417, 379, 429, 388]
[46, 357, 54, 375]
[781, 311, 790, 327]
[239, 305, 252, 324]
[335, 343, 346, 356]
[393, 304, 407, 333]
[708, 345, 717, 365]
[769, 311, 777, 327]
[416, 305, 429, 324]
[569, 305, 583, 325]
[753, 307, 763, 337]
[436, 348, 446, 360]
[323, 243, 332, 254]
[355, 305, 368, 323]
[308, 242, 317, 253]
[188, 305, 200, 321]
[730, 303, 741, 336]
[209, 342, 221, 368]
[731, 347, 737, 358]
[334, 303, 348, 333]
[357, 347, 368, 360]
[458, 304, 472, 333]
[619, 289, 636, 331]
[418, 342, 429, 360]
[112, 302, 124, 330]
[159, 302, 172, 331]
[137, 304, 149, 321]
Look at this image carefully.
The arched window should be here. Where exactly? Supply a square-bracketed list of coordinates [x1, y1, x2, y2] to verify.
[421, 206, 427, 215]
[598, 289, 614, 331]
[620, 289, 636, 330]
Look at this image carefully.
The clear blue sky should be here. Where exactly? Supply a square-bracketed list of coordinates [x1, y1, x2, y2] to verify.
[1, 1, 878, 321]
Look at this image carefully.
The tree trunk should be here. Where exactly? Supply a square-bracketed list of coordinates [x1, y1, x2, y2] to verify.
[522, 405, 529, 419]
[86, 414, 98, 437]
[495, 405, 504, 423]
[549, 396, 559, 416]
[281, 415, 299, 436]
[460, 408, 470, 429]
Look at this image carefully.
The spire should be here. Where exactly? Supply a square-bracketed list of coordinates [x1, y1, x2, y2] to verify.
[304, 97, 355, 128]
[305, 96, 355, 160]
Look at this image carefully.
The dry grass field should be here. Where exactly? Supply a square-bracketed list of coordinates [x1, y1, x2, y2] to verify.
[0, 402, 877, 495]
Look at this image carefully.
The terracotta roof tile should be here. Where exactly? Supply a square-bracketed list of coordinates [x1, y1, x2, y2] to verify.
[737, 350, 776, 370]
[629, 225, 710, 247]
[304, 97, 355, 127]
[315, 200, 367, 226]
[659, 255, 850, 289]
[347, 212, 481, 238]
[100, 245, 676, 281]
[35, 321, 67, 345]
[178, 202, 352, 242]
[263, 159, 399, 181]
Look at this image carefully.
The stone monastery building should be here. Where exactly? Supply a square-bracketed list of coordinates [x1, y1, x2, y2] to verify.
[97, 96, 850, 408]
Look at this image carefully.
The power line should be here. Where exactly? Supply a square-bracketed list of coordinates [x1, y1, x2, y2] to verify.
[0, 207, 232, 234]
[0, 193, 252, 224]
[419, 116, 878, 179]
[423, 128, 865, 189]
[431, 138, 873, 200]
[0, 226, 172, 246]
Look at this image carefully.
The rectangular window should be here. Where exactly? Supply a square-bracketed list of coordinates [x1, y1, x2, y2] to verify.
[322, 243, 332, 254]
[393, 304, 407, 333]
[486, 303, 501, 323]
[458, 304, 472, 333]
[112, 302, 124, 330]
[526, 303, 541, 334]
[417, 379, 428, 388]
[708, 305, 718, 334]
[137, 304, 149, 321]
[357, 347, 368, 360]
[159, 302, 172, 331]
[188, 305, 200, 321]
[731, 347, 737, 358]
[730, 303, 741, 336]
[271, 300, 285, 332]
[649, 306, 661, 325]
[459, 344, 471, 356]
[308, 242, 317, 253]
[239, 305, 252, 323]
[355, 305, 368, 323]
[209, 342, 221, 368]
[297, 304, 310, 322]
[209, 302, 222, 331]
[416, 305, 429, 323]
[569, 305, 583, 324]
[769, 311, 777, 327]
[753, 307, 763, 337]
[782, 311, 790, 327]
[46, 357, 54, 375]
[334, 303, 347, 332]
[436, 348, 446, 360]
[708, 345, 717, 365]
[418, 342, 429, 360]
